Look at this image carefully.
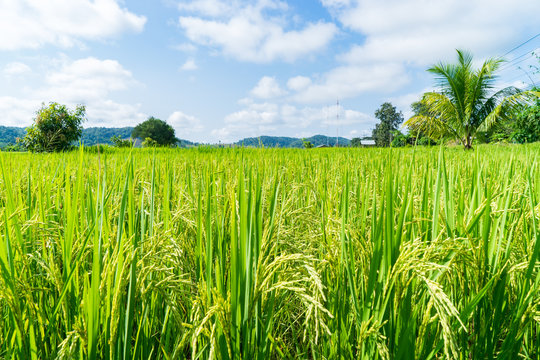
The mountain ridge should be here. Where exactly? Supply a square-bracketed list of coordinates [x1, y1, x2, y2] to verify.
[0, 126, 358, 148]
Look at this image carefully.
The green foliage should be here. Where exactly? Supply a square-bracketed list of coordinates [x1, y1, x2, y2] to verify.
[142, 137, 158, 147]
[302, 139, 313, 148]
[2, 142, 25, 152]
[83, 144, 114, 154]
[82, 127, 134, 146]
[350, 137, 362, 147]
[390, 130, 410, 147]
[511, 94, 540, 143]
[110, 135, 133, 148]
[406, 50, 538, 149]
[22, 102, 85, 152]
[416, 135, 437, 146]
[132, 117, 177, 146]
[0, 126, 25, 149]
[236, 135, 350, 148]
[1, 145, 539, 359]
[477, 88, 540, 144]
[372, 102, 404, 146]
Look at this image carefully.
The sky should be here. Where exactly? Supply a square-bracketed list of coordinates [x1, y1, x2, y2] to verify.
[0, 0, 539, 143]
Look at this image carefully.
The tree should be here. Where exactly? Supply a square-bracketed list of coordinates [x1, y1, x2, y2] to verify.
[405, 49, 539, 149]
[405, 101, 437, 145]
[350, 137, 362, 147]
[390, 130, 410, 147]
[511, 90, 540, 143]
[23, 102, 85, 152]
[111, 135, 132, 148]
[132, 117, 177, 146]
[302, 139, 313, 149]
[372, 102, 404, 147]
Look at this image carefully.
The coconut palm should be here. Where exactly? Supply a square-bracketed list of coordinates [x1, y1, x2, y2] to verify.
[406, 49, 539, 149]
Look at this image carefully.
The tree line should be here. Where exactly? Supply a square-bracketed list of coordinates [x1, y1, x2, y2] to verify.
[5, 49, 539, 152]
[359, 50, 540, 149]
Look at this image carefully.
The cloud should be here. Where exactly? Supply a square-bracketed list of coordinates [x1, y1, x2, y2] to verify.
[324, 0, 540, 66]
[287, 76, 312, 91]
[0, 96, 39, 127]
[387, 88, 433, 121]
[0, 56, 147, 127]
[41, 57, 136, 102]
[85, 100, 147, 127]
[211, 101, 375, 142]
[0, 0, 146, 50]
[180, 59, 198, 71]
[173, 43, 198, 52]
[178, 0, 337, 62]
[3, 62, 32, 76]
[167, 111, 204, 135]
[178, 0, 237, 18]
[250, 76, 286, 99]
[291, 63, 409, 103]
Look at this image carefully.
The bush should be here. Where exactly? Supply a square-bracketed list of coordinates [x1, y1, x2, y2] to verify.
[111, 135, 133, 148]
[142, 137, 158, 148]
[390, 131, 410, 147]
[23, 102, 85, 152]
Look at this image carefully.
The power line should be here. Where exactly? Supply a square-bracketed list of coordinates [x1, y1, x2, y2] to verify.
[499, 50, 537, 70]
[499, 53, 537, 72]
[505, 48, 536, 63]
[500, 31, 540, 58]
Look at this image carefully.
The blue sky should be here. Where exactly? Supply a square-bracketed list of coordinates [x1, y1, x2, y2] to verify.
[1, 0, 539, 143]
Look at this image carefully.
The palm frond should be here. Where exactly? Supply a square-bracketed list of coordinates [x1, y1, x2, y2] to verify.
[405, 114, 449, 140]
[480, 90, 540, 131]
[466, 58, 504, 125]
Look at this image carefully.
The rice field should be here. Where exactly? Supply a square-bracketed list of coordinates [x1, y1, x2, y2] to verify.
[0, 144, 539, 359]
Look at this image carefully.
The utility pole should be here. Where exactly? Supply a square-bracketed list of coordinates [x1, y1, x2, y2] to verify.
[335, 99, 339, 147]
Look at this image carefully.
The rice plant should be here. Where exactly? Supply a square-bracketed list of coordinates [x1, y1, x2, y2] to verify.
[0, 144, 539, 359]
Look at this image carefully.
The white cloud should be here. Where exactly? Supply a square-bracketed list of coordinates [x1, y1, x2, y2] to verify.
[173, 43, 198, 52]
[320, 0, 351, 7]
[85, 100, 147, 127]
[180, 59, 198, 71]
[41, 57, 135, 103]
[3, 62, 32, 76]
[211, 101, 375, 142]
[0, 0, 146, 50]
[0, 96, 38, 127]
[167, 111, 204, 135]
[0, 56, 148, 128]
[178, 0, 337, 62]
[178, 0, 237, 18]
[250, 76, 286, 99]
[387, 88, 433, 121]
[291, 63, 409, 103]
[325, 0, 540, 66]
[287, 76, 312, 91]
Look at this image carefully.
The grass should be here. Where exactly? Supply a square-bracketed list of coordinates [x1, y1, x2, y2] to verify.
[0, 144, 539, 359]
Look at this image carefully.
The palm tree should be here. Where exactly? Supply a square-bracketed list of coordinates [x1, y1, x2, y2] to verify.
[406, 49, 539, 149]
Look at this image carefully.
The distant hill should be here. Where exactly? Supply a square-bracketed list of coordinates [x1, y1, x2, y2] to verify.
[0, 126, 26, 148]
[235, 135, 351, 148]
[81, 127, 134, 146]
[1, 127, 351, 149]
[0, 126, 198, 148]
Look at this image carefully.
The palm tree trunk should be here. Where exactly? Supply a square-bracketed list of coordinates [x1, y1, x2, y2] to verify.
[463, 134, 473, 150]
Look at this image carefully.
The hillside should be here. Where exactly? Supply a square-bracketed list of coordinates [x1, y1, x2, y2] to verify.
[81, 127, 134, 146]
[235, 135, 351, 148]
[0, 126, 198, 148]
[0, 126, 26, 148]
